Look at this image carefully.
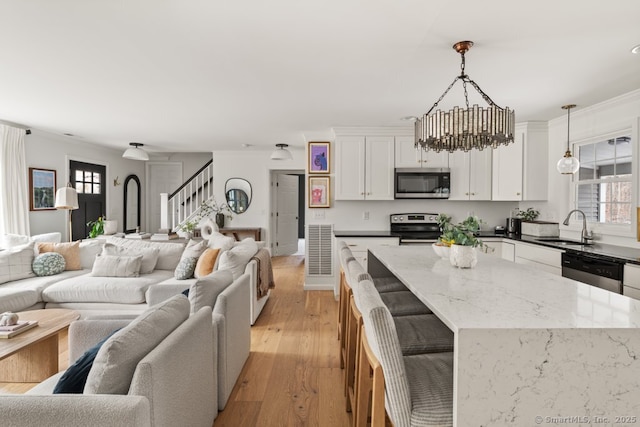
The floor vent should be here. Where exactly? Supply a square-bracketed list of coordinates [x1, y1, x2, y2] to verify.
[306, 224, 333, 276]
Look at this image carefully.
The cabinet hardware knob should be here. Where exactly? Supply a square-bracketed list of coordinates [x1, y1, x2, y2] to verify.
[516, 192, 521, 196]
[471, 192, 476, 195]
[465, 192, 469, 195]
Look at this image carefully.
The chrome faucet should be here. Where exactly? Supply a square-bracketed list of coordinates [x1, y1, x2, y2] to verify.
[562, 210, 593, 244]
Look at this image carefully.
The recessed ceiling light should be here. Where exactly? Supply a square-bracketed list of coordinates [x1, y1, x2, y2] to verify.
[400, 116, 418, 121]
[241, 143, 252, 147]
[63, 133, 74, 137]
[631, 44, 640, 54]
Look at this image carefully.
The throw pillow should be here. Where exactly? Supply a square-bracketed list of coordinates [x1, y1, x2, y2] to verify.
[174, 256, 198, 280]
[189, 269, 233, 314]
[105, 237, 185, 271]
[181, 239, 208, 260]
[79, 240, 103, 269]
[53, 329, 120, 394]
[217, 238, 259, 279]
[37, 241, 81, 271]
[207, 232, 235, 253]
[84, 295, 190, 394]
[194, 248, 221, 279]
[32, 252, 66, 276]
[101, 242, 160, 274]
[0, 242, 36, 284]
[90, 254, 143, 277]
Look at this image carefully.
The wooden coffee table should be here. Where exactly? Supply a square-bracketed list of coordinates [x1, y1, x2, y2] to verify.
[0, 309, 79, 382]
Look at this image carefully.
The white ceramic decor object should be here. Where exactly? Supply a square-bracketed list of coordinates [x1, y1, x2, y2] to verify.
[450, 244, 477, 268]
[0, 312, 19, 326]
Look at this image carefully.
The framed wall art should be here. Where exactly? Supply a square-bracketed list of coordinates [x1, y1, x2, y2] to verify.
[29, 167, 57, 211]
[308, 176, 330, 208]
[308, 141, 330, 173]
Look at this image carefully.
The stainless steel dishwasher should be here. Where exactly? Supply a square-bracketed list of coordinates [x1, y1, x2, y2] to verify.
[561, 252, 624, 294]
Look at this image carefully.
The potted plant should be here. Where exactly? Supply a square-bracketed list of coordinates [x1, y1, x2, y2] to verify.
[87, 217, 105, 239]
[516, 207, 540, 222]
[446, 215, 485, 268]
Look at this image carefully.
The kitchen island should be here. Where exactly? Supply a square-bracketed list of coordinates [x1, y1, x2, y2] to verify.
[367, 245, 640, 426]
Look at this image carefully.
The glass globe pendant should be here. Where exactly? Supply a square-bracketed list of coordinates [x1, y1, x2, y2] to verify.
[556, 104, 579, 174]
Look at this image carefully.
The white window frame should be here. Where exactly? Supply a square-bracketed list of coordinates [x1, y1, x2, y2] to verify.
[569, 128, 634, 237]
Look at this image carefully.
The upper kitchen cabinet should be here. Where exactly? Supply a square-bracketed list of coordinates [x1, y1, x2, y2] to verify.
[448, 149, 492, 200]
[492, 122, 548, 201]
[335, 135, 395, 200]
[395, 136, 449, 168]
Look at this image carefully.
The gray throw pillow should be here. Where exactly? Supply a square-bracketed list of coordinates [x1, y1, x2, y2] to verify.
[90, 255, 143, 277]
[189, 269, 233, 314]
[174, 256, 198, 280]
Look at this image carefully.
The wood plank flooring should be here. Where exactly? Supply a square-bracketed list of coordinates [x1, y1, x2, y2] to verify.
[215, 255, 351, 426]
[0, 255, 352, 426]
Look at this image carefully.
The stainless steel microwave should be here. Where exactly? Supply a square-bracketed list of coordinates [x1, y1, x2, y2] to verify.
[394, 168, 450, 199]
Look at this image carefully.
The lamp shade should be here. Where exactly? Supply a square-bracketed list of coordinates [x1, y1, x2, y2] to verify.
[54, 186, 79, 210]
[270, 143, 293, 160]
[122, 142, 149, 161]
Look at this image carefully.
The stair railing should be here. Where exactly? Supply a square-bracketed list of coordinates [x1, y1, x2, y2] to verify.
[159, 159, 213, 231]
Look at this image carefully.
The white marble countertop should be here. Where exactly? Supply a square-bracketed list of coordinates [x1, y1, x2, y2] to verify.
[368, 245, 640, 332]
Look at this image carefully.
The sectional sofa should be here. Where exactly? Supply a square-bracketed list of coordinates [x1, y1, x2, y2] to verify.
[0, 232, 272, 324]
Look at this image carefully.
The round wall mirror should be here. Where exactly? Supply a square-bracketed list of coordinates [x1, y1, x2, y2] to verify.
[225, 178, 252, 214]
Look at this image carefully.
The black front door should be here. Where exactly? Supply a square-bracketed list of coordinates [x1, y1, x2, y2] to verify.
[70, 160, 106, 241]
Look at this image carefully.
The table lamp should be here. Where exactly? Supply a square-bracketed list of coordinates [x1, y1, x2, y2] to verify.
[55, 183, 79, 242]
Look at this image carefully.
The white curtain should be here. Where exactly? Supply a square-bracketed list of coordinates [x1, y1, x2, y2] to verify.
[0, 124, 30, 235]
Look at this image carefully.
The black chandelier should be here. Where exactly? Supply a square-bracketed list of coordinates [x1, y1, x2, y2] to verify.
[415, 41, 515, 153]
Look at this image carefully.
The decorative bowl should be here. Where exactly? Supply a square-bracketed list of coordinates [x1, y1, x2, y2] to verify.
[432, 243, 450, 259]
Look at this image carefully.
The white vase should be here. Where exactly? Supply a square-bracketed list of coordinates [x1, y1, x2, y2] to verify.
[103, 220, 118, 235]
[449, 244, 477, 268]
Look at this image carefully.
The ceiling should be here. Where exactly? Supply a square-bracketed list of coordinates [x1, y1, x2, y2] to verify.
[1, 0, 639, 155]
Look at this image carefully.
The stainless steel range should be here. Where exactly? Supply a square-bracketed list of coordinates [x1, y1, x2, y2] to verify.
[390, 213, 441, 244]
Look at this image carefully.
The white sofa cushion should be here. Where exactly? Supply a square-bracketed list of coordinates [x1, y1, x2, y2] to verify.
[105, 237, 185, 271]
[217, 238, 259, 279]
[42, 270, 174, 304]
[189, 269, 234, 314]
[0, 242, 36, 284]
[84, 294, 190, 394]
[0, 234, 31, 250]
[91, 255, 143, 278]
[207, 232, 235, 253]
[0, 288, 39, 313]
[31, 232, 62, 244]
[79, 240, 103, 269]
[101, 243, 159, 274]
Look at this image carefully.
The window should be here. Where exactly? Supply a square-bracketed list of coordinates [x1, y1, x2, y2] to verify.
[74, 170, 102, 194]
[574, 135, 632, 224]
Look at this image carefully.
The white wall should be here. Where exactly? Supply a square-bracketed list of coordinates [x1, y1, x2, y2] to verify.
[211, 149, 307, 248]
[25, 131, 214, 240]
[520, 89, 640, 248]
[25, 130, 145, 239]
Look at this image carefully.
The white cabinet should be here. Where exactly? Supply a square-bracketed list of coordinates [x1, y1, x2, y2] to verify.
[448, 149, 492, 200]
[335, 136, 395, 200]
[395, 136, 449, 168]
[492, 122, 548, 201]
[623, 263, 640, 300]
[513, 241, 563, 275]
[482, 239, 515, 261]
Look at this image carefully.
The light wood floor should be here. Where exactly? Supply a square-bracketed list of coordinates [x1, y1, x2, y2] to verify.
[0, 256, 352, 426]
[214, 255, 351, 426]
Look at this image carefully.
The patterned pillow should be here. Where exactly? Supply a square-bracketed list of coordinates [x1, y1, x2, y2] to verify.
[174, 256, 198, 280]
[32, 252, 66, 276]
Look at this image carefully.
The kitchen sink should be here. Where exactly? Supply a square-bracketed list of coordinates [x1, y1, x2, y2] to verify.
[535, 238, 593, 246]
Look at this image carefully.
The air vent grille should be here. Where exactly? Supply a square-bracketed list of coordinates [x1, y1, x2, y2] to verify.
[307, 224, 333, 276]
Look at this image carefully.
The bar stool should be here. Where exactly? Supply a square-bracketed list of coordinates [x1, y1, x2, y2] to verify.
[337, 241, 354, 369]
[354, 279, 454, 427]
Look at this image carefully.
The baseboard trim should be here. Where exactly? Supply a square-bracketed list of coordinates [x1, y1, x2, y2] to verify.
[303, 283, 334, 291]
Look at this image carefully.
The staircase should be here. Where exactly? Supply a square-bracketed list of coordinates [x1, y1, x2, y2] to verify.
[160, 159, 214, 232]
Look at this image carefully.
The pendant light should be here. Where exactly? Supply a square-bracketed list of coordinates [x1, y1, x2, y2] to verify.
[556, 104, 580, 174]
[414, 41, 515, 153]
[122, 142, 149, 161]
[270, 143, 293, 160]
